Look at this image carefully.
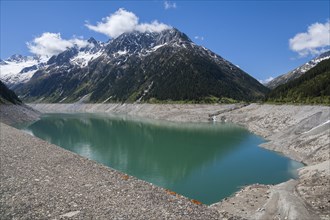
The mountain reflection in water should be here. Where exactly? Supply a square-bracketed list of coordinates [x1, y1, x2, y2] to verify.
[23, 113, 303, 204]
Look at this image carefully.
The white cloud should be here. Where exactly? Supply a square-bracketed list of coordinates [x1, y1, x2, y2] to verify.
[27, 32, 90, 58]
[259, 76, 274, 84]
[86, 9, 138, 39]
[136, 21, 171, 33]
[85, 8, 171, 38]
[71, 38, 90, 48]
[164, 1, 177, 10]
[194, 36, 204, 41]
[289, 20, 330, 57]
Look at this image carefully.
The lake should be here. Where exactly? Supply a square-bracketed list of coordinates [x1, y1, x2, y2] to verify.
[20, 113, 303, 204]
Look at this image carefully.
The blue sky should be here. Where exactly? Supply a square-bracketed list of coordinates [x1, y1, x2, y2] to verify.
[1, 0, 329, 82]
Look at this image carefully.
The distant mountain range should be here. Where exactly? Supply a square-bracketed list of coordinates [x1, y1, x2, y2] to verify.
[266, 51, 330, 89]
[1, 28, 268, 103]
[0, 54, 45, 88]
[266, 58, 330, 104]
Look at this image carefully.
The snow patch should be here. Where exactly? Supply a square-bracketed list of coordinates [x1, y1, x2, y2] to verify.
[0, 58, 40, 86]
[117, 50, 128, 55]
[139, 43, 168, 57]
[136, 81, 153, 102]
[259, 77, 274, 84]
[152, 43, 167, 51]
[103, 96, 113, 103]
[70, 51, 102, 67]
[59, 97, 67, 103]
[303, 120, 330, 134]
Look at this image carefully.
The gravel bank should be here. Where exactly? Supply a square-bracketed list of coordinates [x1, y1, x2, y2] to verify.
[29, 103, 239, 122]
[0, 123, 230, 219]
[2, 103, 329, 219]
[217, 104, 330, 165]
[0, 104, 40, 125]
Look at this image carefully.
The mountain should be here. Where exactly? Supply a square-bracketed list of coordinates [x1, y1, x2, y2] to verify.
[13, 28, 268, 103]
[0, 38, 103, 89]
[266, 59, 330, 104]
[0, 59, 7, 65]
[0, 80, 22, 104]
[46, 37, 103, 67]
[0, 54, 44, 88]
[266, 51, 330, 89]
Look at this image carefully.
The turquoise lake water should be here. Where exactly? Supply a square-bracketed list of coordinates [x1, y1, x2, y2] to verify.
[21, 113, 303, 204]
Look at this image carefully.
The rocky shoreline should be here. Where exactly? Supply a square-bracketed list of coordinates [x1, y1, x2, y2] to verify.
[1, 103, 329, 219]
[0, 122, 222, 219]
[0, 104, 40, 126]
[214, 104, 330, 219]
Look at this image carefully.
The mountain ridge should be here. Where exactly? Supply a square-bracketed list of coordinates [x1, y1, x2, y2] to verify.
[266, 59, 330, 104]
[0, 80, 22, 104]
[266, 51, 330, 89]
[2, 28, 268, 103]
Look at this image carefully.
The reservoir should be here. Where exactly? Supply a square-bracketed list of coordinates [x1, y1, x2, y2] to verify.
[20, 113, 303, 204]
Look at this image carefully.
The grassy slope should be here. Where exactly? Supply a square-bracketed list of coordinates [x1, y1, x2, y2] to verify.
[266, 59, 330, 105]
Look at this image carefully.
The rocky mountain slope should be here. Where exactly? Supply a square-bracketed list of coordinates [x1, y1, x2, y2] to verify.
[266, 51, 330, 89]
[0, 80, 22, 104]
[0, 39, 102, 90]
[8, 28, 268, 103]
[266, 59, 330, 104]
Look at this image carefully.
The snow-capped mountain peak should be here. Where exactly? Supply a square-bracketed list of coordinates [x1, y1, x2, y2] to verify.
[87, 37, 98, 45]
[44, 37, 105, 68]
[0, 59, 7, 65]
[0, 55, 43, 88]
[70, 50, 103, 67]
[6, 54, 29, 62]
[0, 28, 232, 89]
[266, 51, 330, 89]
[2, 27, 263, 100]
[105, 28, 191, 56]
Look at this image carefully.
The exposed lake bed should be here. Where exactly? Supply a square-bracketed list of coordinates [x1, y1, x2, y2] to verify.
[19, 113, 303, 205]
[1, 103, 329, 219]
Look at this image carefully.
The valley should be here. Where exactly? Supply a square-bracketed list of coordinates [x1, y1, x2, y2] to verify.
[1, 4, 329, 219]
[1, 102, 329, 219]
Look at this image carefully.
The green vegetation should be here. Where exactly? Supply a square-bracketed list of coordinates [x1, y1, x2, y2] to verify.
[16, 40, 268, 103]
[147, 96, 242, 104]
[266, 59, 330, 105]
[0, 81, 21, 104]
